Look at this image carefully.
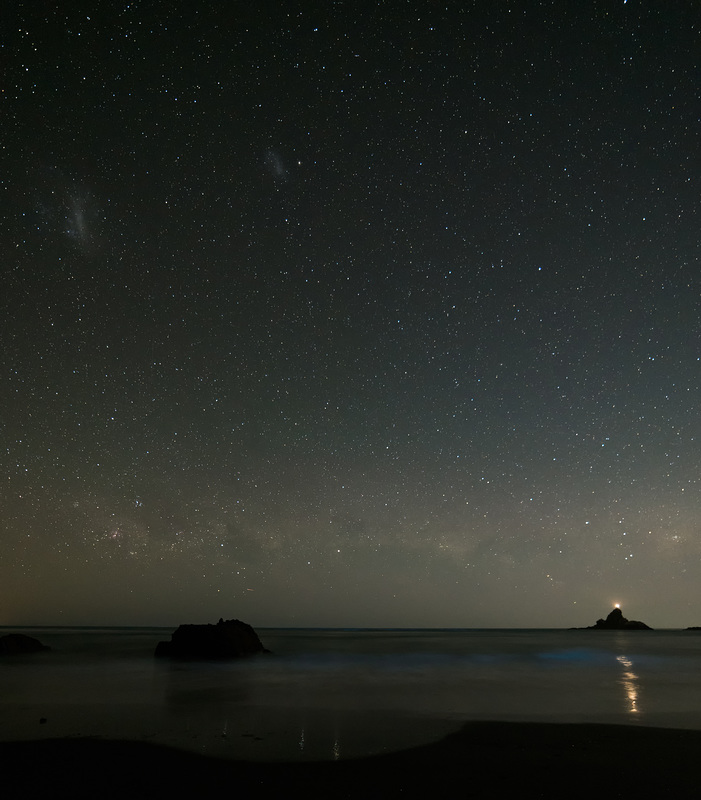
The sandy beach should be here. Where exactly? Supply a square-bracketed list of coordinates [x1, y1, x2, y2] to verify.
[3, 721, 701, 798]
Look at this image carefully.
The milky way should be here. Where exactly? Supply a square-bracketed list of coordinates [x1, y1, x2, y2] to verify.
[1, 1, 699, 627]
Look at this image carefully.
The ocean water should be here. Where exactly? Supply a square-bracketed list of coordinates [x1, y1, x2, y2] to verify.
[2, 626, 701, 761]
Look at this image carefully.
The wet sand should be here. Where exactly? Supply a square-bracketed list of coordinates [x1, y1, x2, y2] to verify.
[3, 721, 701, 798]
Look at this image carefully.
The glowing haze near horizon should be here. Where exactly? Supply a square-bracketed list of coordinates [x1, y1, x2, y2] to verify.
[2, 2, 699, 628]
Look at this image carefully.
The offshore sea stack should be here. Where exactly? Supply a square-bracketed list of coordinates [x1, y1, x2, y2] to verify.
[155, 617, 269, 659]
[582, 607, 652, 631]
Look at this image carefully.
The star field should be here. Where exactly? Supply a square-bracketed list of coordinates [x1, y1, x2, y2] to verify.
[1, 1, 700, 627]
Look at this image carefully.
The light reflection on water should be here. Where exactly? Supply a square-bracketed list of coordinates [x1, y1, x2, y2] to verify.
[616, 654, 640, 714]
[3, 628, 701, 761]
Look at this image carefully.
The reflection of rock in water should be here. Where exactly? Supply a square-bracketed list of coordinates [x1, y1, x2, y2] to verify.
[164, 683, 251, 706]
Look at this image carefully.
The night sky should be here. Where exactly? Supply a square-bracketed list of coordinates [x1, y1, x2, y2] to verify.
[2, 1, 700, 628]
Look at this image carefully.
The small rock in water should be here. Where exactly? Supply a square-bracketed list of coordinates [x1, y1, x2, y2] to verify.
[0, 633, 51, 655]
[572, 607, 652, 630]
[154, 617, 270, 659]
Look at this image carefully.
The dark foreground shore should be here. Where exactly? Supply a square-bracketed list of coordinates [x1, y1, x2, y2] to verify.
[3, 721, 701, 798]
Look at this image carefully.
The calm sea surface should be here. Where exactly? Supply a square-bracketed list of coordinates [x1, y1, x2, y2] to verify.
[3, 627, 701, 761]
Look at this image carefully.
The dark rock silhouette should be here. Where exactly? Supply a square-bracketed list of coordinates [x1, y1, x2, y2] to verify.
[155, 617, 269, 659]
[574, 607, 652, 630]
[0, 633, 51, 655]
